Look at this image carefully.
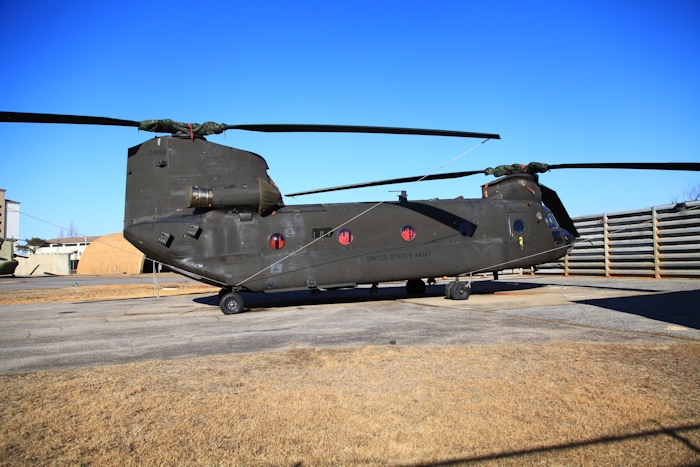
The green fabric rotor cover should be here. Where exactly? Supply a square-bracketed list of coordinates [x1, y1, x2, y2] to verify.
[138, 119, 228, 136]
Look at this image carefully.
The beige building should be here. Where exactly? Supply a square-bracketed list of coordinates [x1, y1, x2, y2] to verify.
[76, 233, 149, 275]
[36, 236, 101, 270]
[15, 233, 151, 276]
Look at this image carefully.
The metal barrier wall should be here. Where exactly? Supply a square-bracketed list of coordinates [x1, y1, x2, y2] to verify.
[539, 200, 700, 278]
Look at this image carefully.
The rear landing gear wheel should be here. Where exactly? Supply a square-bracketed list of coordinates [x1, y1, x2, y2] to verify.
[449, 281, 471, 300]
[369, 283, 378, 295]
[219, 292, 245, 315]
[406, 279, 426, 296]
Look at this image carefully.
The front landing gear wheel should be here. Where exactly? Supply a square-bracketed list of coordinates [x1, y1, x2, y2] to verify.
[220, 292, 245, 315]
[406, 279, 426, 296]
[218, 288, 231, 302]
[449, 281, 471, 300]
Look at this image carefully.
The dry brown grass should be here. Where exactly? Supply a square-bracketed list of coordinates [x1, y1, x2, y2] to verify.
[1, 343, 699, 466]
[0, 282, 218, 305]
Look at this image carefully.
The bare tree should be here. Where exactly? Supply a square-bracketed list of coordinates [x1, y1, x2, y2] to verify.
[68, 219, 78, 238]
[672, 183, 700, 203]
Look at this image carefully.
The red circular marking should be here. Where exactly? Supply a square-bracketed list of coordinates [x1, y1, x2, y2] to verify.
[401, 225, 416, 241]
[269, 233, 285, 249]
[338, 229, 353, 245]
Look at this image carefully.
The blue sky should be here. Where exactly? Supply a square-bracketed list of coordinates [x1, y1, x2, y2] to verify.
[1, 1, 698, 240]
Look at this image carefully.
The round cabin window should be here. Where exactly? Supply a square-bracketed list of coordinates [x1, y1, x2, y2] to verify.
[337, 229, 354, 246]
[401, 225, 416, 241]
[269, 233, 285, 250]
[513, 219, 525, 235]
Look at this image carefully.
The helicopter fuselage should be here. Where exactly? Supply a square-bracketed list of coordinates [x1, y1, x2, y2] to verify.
[123, 135, 573, 294]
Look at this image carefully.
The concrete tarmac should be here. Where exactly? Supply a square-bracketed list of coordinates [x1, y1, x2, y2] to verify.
[0, 276, 698, 375]
[0, 273, 195, 290]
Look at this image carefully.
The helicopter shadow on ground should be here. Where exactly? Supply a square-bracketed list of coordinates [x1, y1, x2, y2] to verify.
[554, 282, 667, 294]
[401, 422, 700, 467]
[192, 280, 547, 310]
[573, 289, 700, 330]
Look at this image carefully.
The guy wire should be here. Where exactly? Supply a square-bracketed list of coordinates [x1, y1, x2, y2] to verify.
[234, 138, 492, 288]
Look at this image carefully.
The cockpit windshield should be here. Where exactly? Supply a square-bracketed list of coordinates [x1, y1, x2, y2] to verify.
[543, 208, 560, 229]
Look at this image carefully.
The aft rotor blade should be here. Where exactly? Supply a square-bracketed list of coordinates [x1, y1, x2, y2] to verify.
[226, 124, 501, 139]
[0, 111, 140, 128]
[548, 162, 700, 171]
[1, 112, 501, 139]
[285, 170, 486, 197]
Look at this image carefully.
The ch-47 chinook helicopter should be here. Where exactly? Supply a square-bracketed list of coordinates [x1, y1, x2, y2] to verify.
[2, 111, 699, 314]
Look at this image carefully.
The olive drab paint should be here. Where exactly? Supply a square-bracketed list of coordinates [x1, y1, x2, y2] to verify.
[122, 135, 575, 301]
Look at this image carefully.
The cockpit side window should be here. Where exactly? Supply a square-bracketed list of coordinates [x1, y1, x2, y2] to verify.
[545, 213, 559, 229]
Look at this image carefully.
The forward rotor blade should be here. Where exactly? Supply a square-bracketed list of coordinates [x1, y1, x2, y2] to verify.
[225, 124, 501, 139]
[285, 170, 486, 197]
[0, 111, 140, 128]
[286, 160, 700, 197]
[548, 162, 700, 171]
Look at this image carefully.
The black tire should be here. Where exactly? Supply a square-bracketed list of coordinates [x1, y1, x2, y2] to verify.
[445, 281, 455, 298]
[449, 281, 471, 300]
[406, 279, 426, 296]
[218, 288, 230, 303]
[219, 292, 245, 315]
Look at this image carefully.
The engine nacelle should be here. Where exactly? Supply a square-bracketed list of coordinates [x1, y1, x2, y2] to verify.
[188, 178, 281, 212]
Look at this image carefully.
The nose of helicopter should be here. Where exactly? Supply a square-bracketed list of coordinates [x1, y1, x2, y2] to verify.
[561, 228, 575, 252]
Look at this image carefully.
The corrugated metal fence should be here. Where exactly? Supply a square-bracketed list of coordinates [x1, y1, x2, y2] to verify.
[539, 200, 700, 278]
